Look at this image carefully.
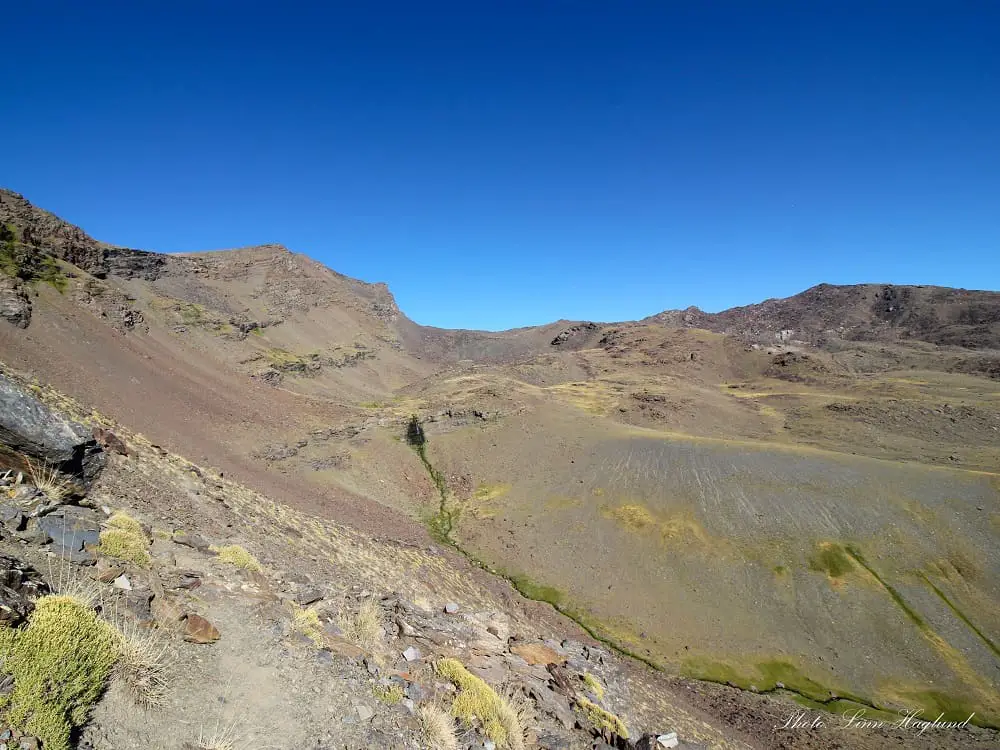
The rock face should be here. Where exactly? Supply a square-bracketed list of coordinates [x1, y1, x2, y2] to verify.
[103, 246, 167, 281]
[550, 322, 600, 346]
[0, 276, 31, 328]
[0, 189, 109, 277]
[0, 372, 104, 482]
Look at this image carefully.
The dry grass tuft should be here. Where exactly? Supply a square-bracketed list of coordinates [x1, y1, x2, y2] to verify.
[339, 598, 383, 652]
[418, 702, 459, 750]
[197, 721, 242, 750]
[291, 605, 325, 646]
[209, 544, 262, 571]
[435, 657, 525, 750]
[110, 619, 172, 709]
[26, 458, 74, 502]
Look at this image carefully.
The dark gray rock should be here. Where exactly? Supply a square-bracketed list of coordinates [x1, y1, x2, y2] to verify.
[0, 503, 25, 531]
[0, 373, 104, 483]
[0, 555, 50, 626]
[37, 506, 102, 561]
[293, 587, 324, 606]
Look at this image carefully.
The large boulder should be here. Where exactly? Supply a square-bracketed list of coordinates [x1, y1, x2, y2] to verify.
[0, 372, 104, 483]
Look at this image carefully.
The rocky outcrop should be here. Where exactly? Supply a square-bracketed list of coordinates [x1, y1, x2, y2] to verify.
[103, 246, 167, 280]
[0, 372, 104, 482]
[550, 322, 600, 346]
[74, 277, 147, 333]
[0, 189, 109, 277]
[0, 555, 49, 626]
[0, 276, 30, 328]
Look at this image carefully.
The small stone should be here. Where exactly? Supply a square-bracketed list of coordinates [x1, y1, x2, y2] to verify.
[401, 698, 415, 714]
[443, 602, 459, 614]
[93, 558, 125, 583]
[402, 646, 422, 662]
[172, 531, 211, 551]
[355, 704, 375, 722]
[484, 741, 496, 750]
[405, 682, 427, 702]
[183, 613, 221, 644]
[657, 732, 679, 749]
[19, 739, 40, 750]
[151, 596, 185, 631]
[113, 575, 132, 591]
[294, 588, 324, 606]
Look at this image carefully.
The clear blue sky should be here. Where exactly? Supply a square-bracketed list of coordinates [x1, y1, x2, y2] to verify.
[3, 2, 998, 330]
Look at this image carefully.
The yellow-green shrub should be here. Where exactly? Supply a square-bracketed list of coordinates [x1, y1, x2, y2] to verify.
[292, 605, 324, 646]
[576, 696, 628, 738]
[373, 683, 404, 704]
[0, 595, 118, 750]
[99, 513, 150, 567]
[210, 544, 262, 571]
[435, 658, 524, 750]
[582, 672, 605, 701]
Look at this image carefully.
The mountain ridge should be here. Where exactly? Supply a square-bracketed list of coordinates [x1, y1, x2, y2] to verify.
[6, 187, 998, 351]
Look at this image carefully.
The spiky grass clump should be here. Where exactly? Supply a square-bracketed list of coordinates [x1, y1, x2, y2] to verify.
[339, 598, 382, 652]
[419, 701, 459, 750]
[197, 720, 243, 750]
[26, 458, 74, 502]
[0, 595, 119, 750]
[576, 697, 628, 739]
[99, 512, 151, 567]
[110, 619, 172, 709]
[292, 605, 325, 646]
[582, 672, 605, 701]
[210, 544, 262, 572]
[435, 658, 525, 750]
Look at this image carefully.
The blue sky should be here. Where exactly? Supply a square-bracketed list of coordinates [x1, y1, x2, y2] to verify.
[3, 2, 998, 330]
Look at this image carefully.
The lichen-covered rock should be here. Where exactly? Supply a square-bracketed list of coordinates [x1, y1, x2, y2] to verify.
[0, 372, 105, 483]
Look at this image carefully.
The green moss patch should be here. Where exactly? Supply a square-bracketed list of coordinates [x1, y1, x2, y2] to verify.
[0, 595, 118, 750]
[808, 542, 854, 578]
[682, 656, 841, 703]
[505, 572, 565, 609]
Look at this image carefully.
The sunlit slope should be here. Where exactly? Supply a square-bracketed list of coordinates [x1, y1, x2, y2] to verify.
[425, 411, 1000, 724]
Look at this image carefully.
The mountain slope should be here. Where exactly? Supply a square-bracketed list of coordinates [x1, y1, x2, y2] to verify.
[2, 188, 1000, 743]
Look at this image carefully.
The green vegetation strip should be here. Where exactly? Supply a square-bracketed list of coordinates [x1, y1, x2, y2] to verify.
[919, 572, 1000, 659]
[404, 420, 994, 728]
